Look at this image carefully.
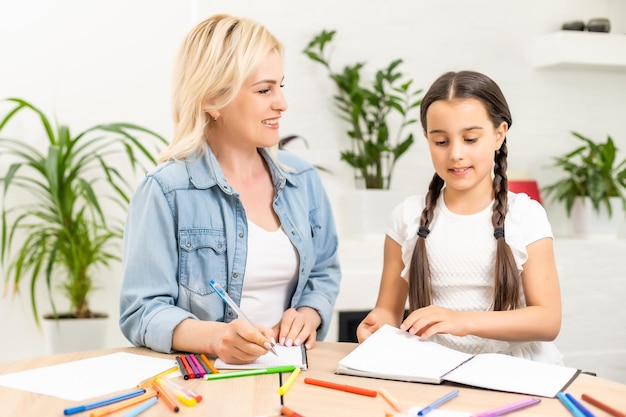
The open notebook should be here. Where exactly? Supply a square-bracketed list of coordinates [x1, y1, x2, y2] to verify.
[214, 344, 308, 370]
[337, 325, 579, 398]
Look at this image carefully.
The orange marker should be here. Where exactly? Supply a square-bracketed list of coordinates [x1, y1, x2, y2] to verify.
[151, 380, 180, 413]
[379, 387, 404, 413]
[582, 393, 626, 417]
[89, 391, 157, 417]
[304, 377, 377, 397]
[179, 355, 195, 379]
[160, 377, 202, 403]
[280, 405, 306, 417]
[199, 353, 220, 374]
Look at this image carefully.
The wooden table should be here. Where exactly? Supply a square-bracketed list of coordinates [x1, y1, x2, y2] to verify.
[1, 342, 625, 416]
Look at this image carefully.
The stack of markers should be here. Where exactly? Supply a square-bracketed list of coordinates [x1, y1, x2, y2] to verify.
[175, 353, 219, 379]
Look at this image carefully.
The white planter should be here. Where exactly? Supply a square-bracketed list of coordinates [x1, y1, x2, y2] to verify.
[340, 189, 409, 237]
[571, 196, 624, 239]
[42, 315, 109, 355]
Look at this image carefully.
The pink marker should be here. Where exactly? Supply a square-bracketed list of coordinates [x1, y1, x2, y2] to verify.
[471, 397, 541, 417]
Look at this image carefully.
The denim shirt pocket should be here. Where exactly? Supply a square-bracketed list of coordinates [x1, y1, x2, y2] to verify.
[309, 207, 322, 237]
[179, 229, 227, 295]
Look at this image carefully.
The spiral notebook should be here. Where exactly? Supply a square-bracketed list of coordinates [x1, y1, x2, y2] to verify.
[214, 344, 308, 370]
[337, 325, 579, 398]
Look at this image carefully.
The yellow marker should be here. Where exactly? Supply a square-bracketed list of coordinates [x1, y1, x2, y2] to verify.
[136, 365, 178, 387]
[278, 367, 301, 396]
[157, 377, 197, 407]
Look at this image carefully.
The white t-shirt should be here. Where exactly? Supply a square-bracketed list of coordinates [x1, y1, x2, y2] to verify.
[386, 191, 563, 364]
[240, 222, 299, 328]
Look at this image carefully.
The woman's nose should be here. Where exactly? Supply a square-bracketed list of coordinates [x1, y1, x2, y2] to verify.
[274, 89, 288, 113]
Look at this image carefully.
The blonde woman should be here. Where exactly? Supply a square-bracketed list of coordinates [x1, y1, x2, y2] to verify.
[120, 14, 340, 364]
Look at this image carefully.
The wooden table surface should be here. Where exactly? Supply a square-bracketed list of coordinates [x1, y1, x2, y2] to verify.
[1, 342, 625, 417]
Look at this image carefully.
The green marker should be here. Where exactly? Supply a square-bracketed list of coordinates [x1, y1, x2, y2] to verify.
[204, 365, 297, 381]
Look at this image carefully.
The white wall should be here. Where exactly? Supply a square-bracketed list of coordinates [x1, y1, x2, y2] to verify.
[1, 0, 625, 379]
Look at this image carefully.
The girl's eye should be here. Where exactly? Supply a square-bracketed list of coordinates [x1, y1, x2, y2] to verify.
[434, 139, 447, 146]
[259, 88, 270, 94]
[465, 138, 478, 143]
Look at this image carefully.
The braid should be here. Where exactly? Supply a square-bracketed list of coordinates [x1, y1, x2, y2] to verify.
[408, 173, 444, 311]
[491, 141, 521, 311]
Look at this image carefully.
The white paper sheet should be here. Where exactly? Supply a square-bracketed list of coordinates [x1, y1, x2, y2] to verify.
[214, 344, 308, 370]
[0, 352, 177, 401]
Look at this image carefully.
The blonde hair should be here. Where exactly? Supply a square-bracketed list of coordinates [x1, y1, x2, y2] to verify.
[159, 14, 284, 163]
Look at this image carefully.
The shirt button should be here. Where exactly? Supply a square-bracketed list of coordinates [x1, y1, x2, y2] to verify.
[239, 233, 244, 238]
[186, 243, 191, 248]
[228, 312, 234, 317]
[291, 231, 295, 235]
[233, 273, 239, 278]
[217, 244, 222, 249]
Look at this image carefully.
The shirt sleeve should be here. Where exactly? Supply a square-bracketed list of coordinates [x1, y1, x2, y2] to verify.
[385, 195, 425, 279]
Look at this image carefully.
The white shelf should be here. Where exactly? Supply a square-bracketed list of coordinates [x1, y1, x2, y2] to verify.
[530, 31, 626, 70]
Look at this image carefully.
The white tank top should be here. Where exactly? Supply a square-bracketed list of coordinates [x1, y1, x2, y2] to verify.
[240, 221, 299, 328]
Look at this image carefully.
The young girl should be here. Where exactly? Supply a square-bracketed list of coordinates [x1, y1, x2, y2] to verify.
[357, 70, 563, 364]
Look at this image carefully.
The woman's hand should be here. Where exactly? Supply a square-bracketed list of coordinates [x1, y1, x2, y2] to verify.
[273, 307, 320, 349]
[401, 305, 470, 339]
[211, 319, 275, 364]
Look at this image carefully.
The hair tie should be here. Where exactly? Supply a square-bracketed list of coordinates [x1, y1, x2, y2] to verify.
[494, 228, 505, 239]
[417, 226, 430, 238]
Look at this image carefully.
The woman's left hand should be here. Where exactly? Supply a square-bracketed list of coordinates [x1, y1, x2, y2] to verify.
[400, 305, 470, 339]
[273, 307, 321, 349]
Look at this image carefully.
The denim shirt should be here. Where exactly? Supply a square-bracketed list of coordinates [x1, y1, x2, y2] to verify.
[119, 145, 341, 353]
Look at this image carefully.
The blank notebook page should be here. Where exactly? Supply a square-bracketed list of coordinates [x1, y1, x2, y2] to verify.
[214, 344, 308, 370]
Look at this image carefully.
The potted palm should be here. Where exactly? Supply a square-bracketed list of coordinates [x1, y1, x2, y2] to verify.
[303, 29, 422, 190]
[0, 98, 167, 353]
[542, 131, 626, 238]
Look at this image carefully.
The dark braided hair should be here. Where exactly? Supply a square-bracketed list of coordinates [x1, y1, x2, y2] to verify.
[408, 71, 520, 312]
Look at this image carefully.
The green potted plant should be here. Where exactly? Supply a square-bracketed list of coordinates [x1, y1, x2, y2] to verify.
[303, 29, 422, 190]
[0, 98, 167, 352]
[542, 131, 626, 237]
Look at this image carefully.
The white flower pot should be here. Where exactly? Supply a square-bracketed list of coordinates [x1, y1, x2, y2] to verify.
[571, 196, 624, 239]
[42, 315, 109, 355]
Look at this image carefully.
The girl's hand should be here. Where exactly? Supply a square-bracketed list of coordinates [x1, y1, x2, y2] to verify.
[356, 311, 383, 343]
[401, 305, 470, 339]
[273, 307, 320, 350]
[212, 319, 275, 364]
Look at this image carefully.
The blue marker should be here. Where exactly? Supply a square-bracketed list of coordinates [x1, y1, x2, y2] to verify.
[417, 389, 459, 416]
[122, 396, 158, 417]
[565, 393, 596, 417]
[63, 388, 146, 415]
[557, 392, 587, 417]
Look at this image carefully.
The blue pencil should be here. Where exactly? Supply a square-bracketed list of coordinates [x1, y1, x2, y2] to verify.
[121, 396, 158, 417]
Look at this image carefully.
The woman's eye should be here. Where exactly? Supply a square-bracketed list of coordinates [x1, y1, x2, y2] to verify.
[258, 88, 270, 94]
[465, 138, 478, 143]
